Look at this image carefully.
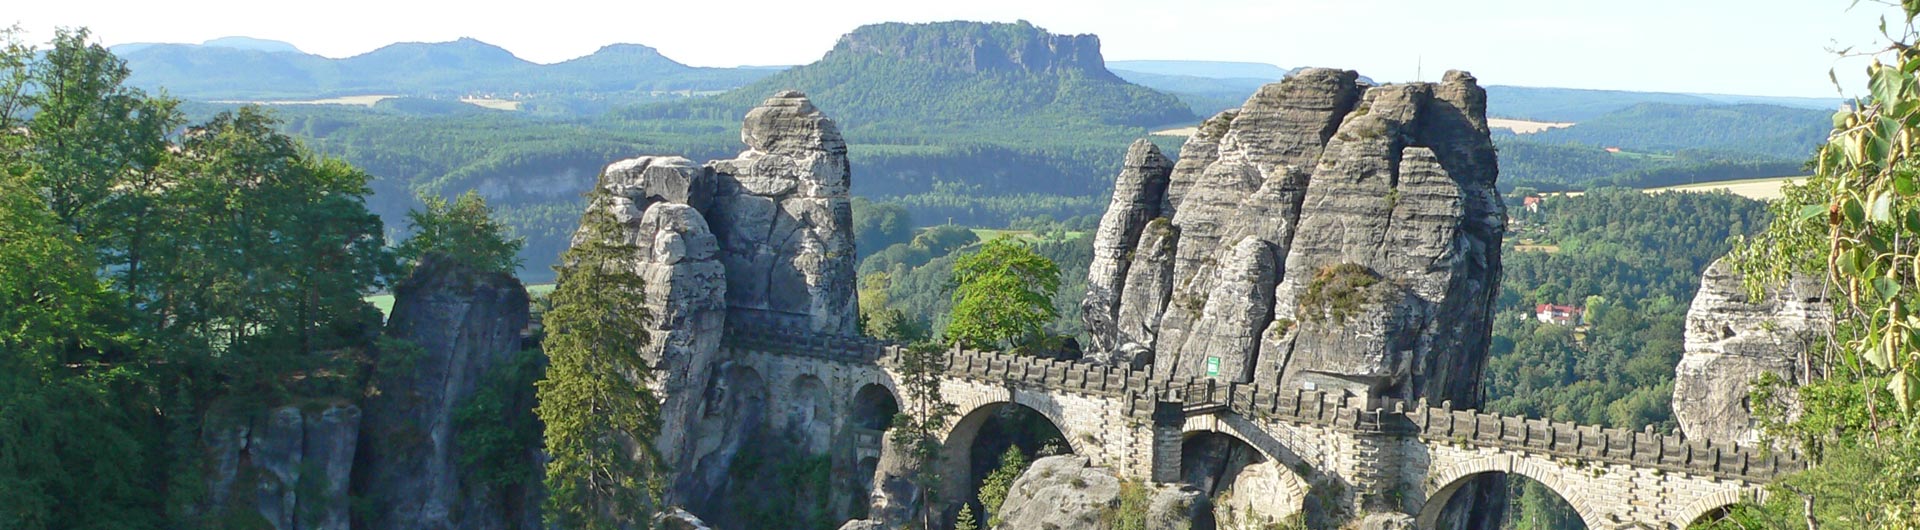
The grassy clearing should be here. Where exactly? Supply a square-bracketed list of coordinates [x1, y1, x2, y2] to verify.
[969, 228, 1089, 242]
[367, 282, 554, 318]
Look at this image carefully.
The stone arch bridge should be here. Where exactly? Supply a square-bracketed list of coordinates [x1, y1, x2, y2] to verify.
[720, 323, 1802, 530]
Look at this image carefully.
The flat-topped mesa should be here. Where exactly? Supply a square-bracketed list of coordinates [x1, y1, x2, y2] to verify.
[829, 20, 1110, 76]
[1083, 68, 1503, 407]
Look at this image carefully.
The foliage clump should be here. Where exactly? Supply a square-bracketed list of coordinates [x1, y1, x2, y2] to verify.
[977, 446, 1031, 528]
[396, 190, 525, 276]
[1298, 263, 1385, 324]
[945, 236, 1062, 351]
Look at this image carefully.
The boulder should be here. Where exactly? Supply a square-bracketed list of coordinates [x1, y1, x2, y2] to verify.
[992, 455, 1203, 530]
[356, 254, 534, 530]
[655, 508, 717, 530]
[1674, 259, 1829, 444]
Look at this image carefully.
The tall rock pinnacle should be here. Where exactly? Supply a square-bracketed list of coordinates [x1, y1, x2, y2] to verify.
[1083, 139, 1174, 355]
[1082, 69, 1504, 406]
[707, 91, 859, 335]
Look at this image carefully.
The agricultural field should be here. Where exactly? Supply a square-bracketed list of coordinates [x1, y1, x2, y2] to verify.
[1644, 175, 1805, 200]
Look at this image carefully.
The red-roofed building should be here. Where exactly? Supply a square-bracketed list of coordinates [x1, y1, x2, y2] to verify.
[1535, 304, 1583, 326]
[1522, 196, 1541, 212]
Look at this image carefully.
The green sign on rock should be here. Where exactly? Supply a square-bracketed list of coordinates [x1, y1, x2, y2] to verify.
[1206, 356, 1221, 377]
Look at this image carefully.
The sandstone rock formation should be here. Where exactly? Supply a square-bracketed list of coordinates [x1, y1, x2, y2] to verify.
[587, 157, 731, 497]
[992, 455, 1203, 530]
[356, 254, 535, 530]
[1082, 69, 1503, 407]
[1083, 139, 1174, 355]
[575, 92, 865, 520]
[201, 404, 360, 530]
[837, 435, 926, 530]
[1675, 259, 1829, 445]
[706, 91, 859, 335]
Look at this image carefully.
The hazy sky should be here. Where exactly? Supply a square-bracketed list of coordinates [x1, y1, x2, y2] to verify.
[8, 0, 1903, 98]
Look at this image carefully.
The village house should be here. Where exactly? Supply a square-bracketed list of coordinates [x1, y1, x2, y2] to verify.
[1535, 303, 1583, 325]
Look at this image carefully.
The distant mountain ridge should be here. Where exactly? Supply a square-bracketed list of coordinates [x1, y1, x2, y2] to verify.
[1107, 60, 1289, 79]
[112, 37, 775, 100]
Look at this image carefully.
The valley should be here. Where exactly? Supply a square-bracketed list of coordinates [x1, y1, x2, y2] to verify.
[5, 7, 1912, 530]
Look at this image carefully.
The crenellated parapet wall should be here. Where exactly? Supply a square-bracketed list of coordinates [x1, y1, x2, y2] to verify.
[1396, 400, 1804, 483]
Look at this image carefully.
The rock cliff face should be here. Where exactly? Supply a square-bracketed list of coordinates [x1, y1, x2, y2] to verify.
[830, 20, 1111, 76]
[587, 156, 731, 496]
[201, 404, 361, 530]
[577, 92, 862, 518]
[1083, 139, 1175, 355]
[356, 254, 536, 530]
[707, 91, 859, 335]
[1082, 69, 1503, 407]
[1674, 259, 1829, 445]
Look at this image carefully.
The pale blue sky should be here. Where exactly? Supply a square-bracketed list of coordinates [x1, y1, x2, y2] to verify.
[8, 0, 1902, 98]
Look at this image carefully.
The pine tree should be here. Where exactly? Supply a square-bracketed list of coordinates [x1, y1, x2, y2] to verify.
[955, 503, 981, 530]
[535, 198, 660, 530]
[889, 341, 958, 529]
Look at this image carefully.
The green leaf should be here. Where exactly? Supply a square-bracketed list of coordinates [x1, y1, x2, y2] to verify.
[1898, 173, 1919, 196]
[1890, 371, 1919, 414]
[1873, 192, 1896, 223]
[1875, 276, 1904, 299]
[1800, 203, 1828, 220]
[1841, 248, 1868, 277]
[1867, 339, 1893, 371]
[1844, 196, 1867, 226]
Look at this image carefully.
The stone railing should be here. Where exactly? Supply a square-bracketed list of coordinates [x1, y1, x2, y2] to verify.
[723, 323, 1804, 482]
[1391, 399, 1806, 482]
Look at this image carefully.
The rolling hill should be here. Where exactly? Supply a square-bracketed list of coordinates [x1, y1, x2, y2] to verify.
[111, 38, 776, 100]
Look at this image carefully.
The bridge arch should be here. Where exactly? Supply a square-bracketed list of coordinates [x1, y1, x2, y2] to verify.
[1417, 455, 1600, 530]
[1674, 488, 1768, 529]
[784, 374, 832, 453]
[1177, 427, 1310, 526]
[849, 383, 899, 431]
[936, 390, 1084, 521]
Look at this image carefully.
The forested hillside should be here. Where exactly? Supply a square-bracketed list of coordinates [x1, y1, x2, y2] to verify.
[1524, 103, 1829, 157]
[1489, 189, 1771, 528]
